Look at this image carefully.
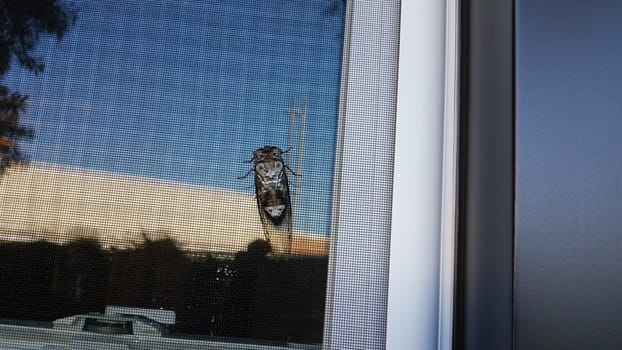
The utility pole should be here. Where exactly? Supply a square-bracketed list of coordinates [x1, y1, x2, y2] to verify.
[285, 99, 298, 169]
[284, 98, 308, 232]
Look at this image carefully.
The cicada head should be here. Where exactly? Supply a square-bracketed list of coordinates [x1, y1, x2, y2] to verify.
[252, 146, 285, 183]
[253, 145, 284, 163]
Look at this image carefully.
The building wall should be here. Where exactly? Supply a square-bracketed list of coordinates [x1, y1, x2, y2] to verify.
[0, 163, 327, 255]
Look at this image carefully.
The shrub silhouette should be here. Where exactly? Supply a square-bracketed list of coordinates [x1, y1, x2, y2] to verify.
[0, 231, 327, 342]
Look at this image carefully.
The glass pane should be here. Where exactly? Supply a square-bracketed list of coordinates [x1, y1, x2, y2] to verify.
[516, 1, 622, 349]
[0, 0, 345, 347]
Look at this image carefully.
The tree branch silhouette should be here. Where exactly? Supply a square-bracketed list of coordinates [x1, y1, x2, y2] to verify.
[0, 0, 77, 174]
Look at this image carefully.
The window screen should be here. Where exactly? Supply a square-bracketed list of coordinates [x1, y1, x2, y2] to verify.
[0, 0, 349, 348]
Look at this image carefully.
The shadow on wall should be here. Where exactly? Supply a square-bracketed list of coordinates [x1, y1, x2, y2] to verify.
[0, 230, 328, 343]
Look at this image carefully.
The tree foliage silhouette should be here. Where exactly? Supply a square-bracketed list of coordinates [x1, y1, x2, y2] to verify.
[0, 0, 76, 174]
[0, 86, 31, 173]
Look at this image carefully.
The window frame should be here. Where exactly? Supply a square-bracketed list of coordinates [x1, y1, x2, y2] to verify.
[0, 1, 468, 349]
[452, 0, 515, 349]
[323, 1, 460, 349]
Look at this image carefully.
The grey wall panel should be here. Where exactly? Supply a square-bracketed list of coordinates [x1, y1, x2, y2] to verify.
[515, 1, 622, 349]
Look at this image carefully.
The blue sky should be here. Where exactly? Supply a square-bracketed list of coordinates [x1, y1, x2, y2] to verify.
[2, 0, 345, 235]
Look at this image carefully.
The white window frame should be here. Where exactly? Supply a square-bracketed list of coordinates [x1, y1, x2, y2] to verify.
[323, 1, 458, 349]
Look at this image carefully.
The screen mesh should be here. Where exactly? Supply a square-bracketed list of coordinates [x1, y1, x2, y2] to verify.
[0, 0, 354, 347]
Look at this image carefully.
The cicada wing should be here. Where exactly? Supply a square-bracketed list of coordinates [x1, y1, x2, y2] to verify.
[255, 179, 272, 243]
[257, 203, 292, 255]
[255, 174, 293, 255]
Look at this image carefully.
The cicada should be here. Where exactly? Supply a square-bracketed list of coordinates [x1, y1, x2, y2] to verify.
[239, 146, 293, 254]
